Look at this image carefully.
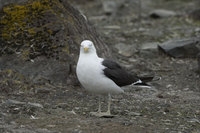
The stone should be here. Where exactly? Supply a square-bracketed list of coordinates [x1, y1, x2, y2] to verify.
[129, 112, 142, 116]
[103, 1, 117, 15]
[5, 99, 26, 106]
[150, 9, 176, 19]
[141, 42, 158, 50]
[158, 38, 200, 58]
[139, 42, 159, 58]
[27, 102, 43, 108]
[114, 43, 135, 57]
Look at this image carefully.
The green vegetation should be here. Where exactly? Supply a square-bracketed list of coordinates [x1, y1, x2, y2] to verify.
[0, 0, 65, 60]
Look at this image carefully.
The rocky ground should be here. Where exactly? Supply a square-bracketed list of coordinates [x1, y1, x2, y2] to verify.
[0, 0, 200, 133]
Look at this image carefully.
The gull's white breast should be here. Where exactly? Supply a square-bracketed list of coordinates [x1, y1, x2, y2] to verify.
[76, 55, 124, 94]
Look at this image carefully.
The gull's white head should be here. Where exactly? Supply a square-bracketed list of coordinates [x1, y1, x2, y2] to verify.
[80, 40, 96, 54]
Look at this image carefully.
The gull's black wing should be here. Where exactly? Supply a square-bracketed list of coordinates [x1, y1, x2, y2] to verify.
[102, 59, 140, 87]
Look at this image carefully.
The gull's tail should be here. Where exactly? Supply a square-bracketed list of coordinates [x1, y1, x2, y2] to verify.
[132, 76, 161, 88]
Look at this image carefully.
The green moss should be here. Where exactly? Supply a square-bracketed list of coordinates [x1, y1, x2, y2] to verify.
[0, 0, 65, 60]
[21, 49, 30, 60]
[0, 0, 52, 40]
[47, 29, 53, 35]
[6, 69, 13, 77]
[28, 28, 37, 35]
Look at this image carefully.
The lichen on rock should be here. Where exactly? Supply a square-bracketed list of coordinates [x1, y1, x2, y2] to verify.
[0, 0, 66, 60]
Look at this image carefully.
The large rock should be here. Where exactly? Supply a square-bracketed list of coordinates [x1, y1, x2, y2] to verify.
[158, 38, 200, 58]
[0, 0, 110, 86]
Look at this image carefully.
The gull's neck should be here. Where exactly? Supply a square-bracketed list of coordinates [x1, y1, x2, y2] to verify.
[79, 51, 99, 60]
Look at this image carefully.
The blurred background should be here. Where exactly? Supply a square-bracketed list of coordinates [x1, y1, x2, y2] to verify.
[0, 0, 199, 133]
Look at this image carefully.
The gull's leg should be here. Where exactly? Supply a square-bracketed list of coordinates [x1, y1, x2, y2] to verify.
[98, 95, 101, 113]
[90, 94, 114, 117]
[106, 93, 111, 115]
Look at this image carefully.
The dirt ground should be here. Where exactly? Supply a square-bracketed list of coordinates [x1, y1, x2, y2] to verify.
[0, 0, 200, 133]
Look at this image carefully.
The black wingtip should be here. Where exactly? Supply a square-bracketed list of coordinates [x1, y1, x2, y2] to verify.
[138, 76, 154, 82]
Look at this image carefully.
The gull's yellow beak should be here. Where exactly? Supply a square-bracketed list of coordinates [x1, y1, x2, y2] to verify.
[84, 47, 88, 52]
